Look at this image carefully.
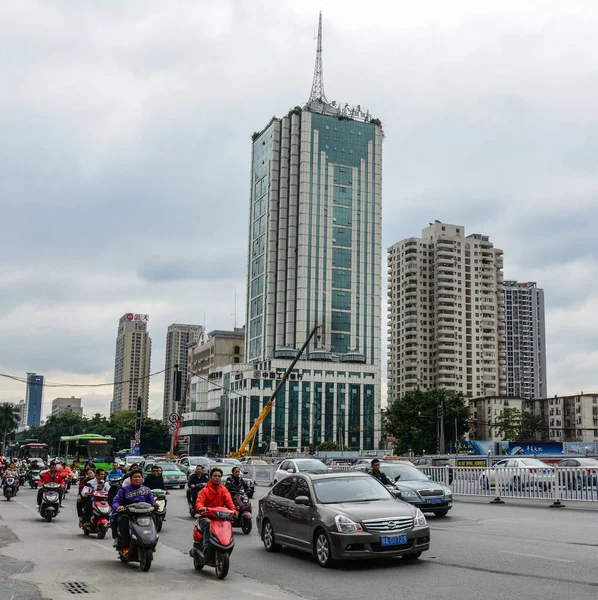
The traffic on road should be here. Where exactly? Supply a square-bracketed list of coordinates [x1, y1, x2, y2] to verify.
[2, 454, 598, 600]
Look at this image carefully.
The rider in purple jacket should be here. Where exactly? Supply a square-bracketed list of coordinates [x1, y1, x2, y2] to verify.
[111, 470, 157, 552]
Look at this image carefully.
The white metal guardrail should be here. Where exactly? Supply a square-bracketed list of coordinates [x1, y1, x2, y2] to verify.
[241, 464, 277, 485]
[416, 466, 598, 504]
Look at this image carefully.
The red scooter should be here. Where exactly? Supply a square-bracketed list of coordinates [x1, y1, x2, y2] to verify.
[189, 507, 235, 579]
[80, 490, 111, 539]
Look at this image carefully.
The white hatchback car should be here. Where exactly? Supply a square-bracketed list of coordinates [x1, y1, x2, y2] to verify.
[480, 457, 553, 490]
[273, 458, 329, 485]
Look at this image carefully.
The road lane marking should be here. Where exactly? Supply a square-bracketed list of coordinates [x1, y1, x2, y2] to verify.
[500, 550, 573, 563]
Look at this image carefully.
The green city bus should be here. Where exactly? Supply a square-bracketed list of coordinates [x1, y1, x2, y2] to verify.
[58, 434, 116, 471]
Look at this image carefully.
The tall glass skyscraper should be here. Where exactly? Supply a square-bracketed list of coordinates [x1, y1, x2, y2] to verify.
[246, 106, 382, 365]
[25, 372, 44, 427]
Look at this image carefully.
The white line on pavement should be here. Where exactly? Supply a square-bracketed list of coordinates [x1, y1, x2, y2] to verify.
[499, 550, 573, 563]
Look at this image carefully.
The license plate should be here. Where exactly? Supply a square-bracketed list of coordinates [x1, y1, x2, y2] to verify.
[169, 479, 177, 483]
[380, 535, 408, 547]
[426, 498, 442, 504]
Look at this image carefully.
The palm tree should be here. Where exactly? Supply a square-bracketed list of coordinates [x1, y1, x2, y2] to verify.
[0, 402, 21, 456]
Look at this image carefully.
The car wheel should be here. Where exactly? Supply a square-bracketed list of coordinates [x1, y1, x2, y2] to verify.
[510, 476, 522, 491]
[433, 509, 449, 517]
[262, 519, 281, 552]
[480, 476, 490, 490]
[179, 484, 185, 489]
[314, 529, 335, 568]
[403, 552, 422, 561]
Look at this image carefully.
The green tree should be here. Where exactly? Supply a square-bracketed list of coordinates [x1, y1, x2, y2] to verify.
[141, 418, 170, 453]
[0, 402, 21, 455]
[315, 441, 349, 451]
[519, 412, 546, 442]
[386, 389, 470, 455]
[37, 412, 86, 454]
[492, 408, 524, 441]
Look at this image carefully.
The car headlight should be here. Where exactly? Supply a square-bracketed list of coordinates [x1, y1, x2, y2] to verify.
[442, 487, 452, 496]
[399, 490, 419, 498]
[413, 509, 427, 528]
[335, 515, 363, 533]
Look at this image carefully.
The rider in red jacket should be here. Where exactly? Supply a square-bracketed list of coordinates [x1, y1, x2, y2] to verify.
[195, 467, 236, 548]
[37, 462, 65, 507]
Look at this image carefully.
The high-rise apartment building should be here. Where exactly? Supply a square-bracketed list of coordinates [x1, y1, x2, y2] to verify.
[163, 323, 203, 421]
[225, 14, 383, 450]
[24, 373, 44, 427]
[388, 221, 506, 400]
[51, 396, 83, 417]
[111, 313, 152, 416]
[504, 281, 547, 399]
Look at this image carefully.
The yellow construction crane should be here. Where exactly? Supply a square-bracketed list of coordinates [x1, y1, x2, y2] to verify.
[229, 324, 321, 458]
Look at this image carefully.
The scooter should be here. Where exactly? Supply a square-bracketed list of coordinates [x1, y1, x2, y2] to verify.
[188, 482, 206, 518]
[3, 476, 18, 501]
[189, 506, 235, 579]
[230, 493, 253, 534]
[39, 482, 61, 522]
[152, 489, 167, 532]
[80, 490, 111, 539]
[114, 502, 159, 572]
[18, 469, 26, 487]
[29, 469, 41, 489]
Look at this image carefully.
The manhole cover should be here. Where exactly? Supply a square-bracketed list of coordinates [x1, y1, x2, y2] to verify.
[61, 582, 98, 594]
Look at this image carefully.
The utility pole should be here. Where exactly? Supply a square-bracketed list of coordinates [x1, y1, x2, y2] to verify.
[437, 398, 445, 454]
[134, 396, 142, 455]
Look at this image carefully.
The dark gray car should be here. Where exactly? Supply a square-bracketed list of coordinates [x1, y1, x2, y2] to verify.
[256, 471, 430, 567]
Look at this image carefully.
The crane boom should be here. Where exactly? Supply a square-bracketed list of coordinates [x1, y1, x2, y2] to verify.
[230, 324, 321, 458]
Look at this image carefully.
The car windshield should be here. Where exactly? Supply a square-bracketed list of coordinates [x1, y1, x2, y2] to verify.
[521, 459, 547, 467]
[433, 459, 450, 466]
[209, 465, 235, 477]
[154, 463, 181, 472]
[574, 459, 598, 466]
[314, 476, 393, 503]
[295, 460, 327, 472]
[381, 465, 429, 482]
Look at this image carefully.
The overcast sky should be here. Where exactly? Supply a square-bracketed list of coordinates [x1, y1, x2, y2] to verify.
[1, 0, 597, 419]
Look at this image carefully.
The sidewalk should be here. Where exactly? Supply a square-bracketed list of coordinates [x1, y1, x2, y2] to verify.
[0, 493, 310, 600]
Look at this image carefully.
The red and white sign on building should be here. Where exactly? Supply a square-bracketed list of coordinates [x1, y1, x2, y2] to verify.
[120, 313, 150, 324]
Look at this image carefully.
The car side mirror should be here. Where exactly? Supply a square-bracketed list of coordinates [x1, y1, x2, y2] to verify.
[287, 469, 294, 474]
[295, 495, 311, 506]
[427, 475, 432, 480]
[391, 489, 402, 499]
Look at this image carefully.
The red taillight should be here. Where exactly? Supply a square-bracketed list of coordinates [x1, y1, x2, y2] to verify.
[531, 469, 537, 473]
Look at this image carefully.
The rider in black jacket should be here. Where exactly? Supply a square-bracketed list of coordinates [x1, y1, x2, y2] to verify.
[186, 465, 208, 509]
[225, 466, 249, 499]
[143, 465, 166, 491]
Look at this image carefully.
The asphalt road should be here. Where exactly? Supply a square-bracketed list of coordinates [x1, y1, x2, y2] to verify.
[162, 484, 598, 600]
[2, 483, 598, 600]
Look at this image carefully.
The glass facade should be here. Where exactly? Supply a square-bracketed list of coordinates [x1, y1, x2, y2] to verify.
[246, 110, 380, 365]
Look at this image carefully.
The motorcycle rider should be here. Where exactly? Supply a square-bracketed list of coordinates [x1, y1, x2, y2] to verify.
[195, 467, 236, 550]
[143, 465, 166, 491]
[106, 462, 123, 481]
[111, 469, 158, 555]
[80, 468, 110, 525]
[370, 458, 392, 486]
[186, 465, 208, 511]
[76, 468, 96, 522]
[38, 461, 65, 508]
[2, 462, 20, 493]
[225, 466, 249, 501]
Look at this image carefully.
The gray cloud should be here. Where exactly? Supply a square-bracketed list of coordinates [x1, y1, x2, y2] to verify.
[1, 1, 598, 414]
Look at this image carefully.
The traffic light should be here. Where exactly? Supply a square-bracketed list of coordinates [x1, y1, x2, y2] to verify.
[136, 397, 142, 418]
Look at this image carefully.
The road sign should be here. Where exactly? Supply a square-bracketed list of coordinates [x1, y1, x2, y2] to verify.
[133, 444, 141, 456]
[168, 413, 179, 424]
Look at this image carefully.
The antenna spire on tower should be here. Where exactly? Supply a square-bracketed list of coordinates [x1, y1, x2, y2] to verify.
[308, 11, 328, 104]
